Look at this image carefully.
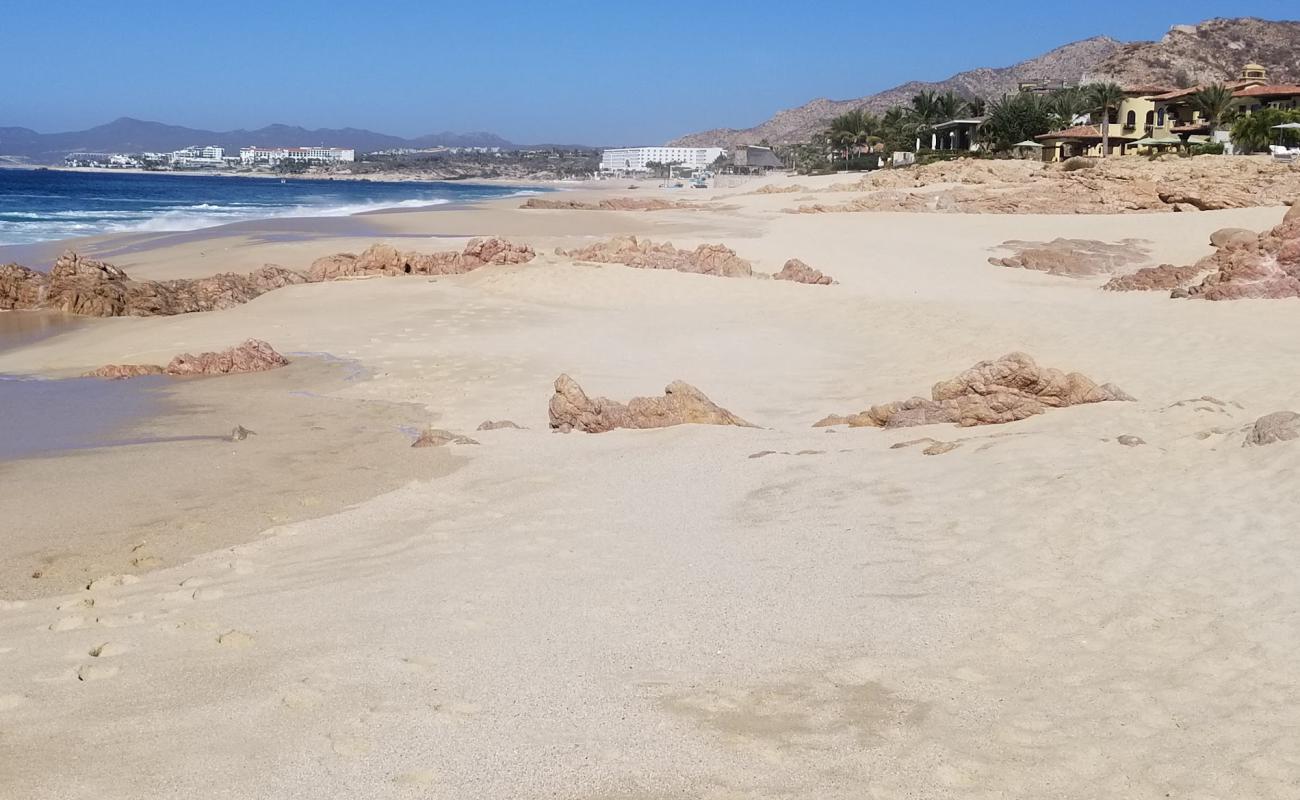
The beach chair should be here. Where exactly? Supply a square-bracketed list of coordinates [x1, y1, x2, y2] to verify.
[1271, 145, 1296, 163]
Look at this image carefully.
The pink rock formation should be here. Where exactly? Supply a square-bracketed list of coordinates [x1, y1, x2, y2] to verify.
[1125, 203, 1300, 299]
[411, 429, 480, 447]
[0, 252, 308, 317]
[814, 352, 1133, 429]
[1243, 411, 1300, 446]
[989, 238, 1150, 278]
[85, 339, 289, 379]
[1102, 263, 1210, 292]
[548, 374, 754, 433]
[556, 236, 752, 278]
[773, 259, 834, 285]
[306, 238, 534, 281]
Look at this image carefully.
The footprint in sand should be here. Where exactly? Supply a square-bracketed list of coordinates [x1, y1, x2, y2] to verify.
[57, 597, 95, 612]
[88, 642, 130, 658]
[399, 656, 440, 673]
[217, 630, 255, 648]
[329, 733, 372, 757]
[96, 612, 145, 628]
[393, 770, 439, 787]
[48, 615, 85, 632]
[281, 680, 325, 711]
[76, 662, 119, 682]
[86, 574, 140, 592]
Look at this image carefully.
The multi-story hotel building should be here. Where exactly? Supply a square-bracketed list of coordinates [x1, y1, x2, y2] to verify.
[599, 146, 725, 173]
[239, 146, 356, 165]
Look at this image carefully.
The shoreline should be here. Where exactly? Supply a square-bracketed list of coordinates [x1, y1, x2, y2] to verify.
[4, 163, 610, 187]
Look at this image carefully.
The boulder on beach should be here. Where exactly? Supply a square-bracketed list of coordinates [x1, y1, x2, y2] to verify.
[772, 259, 834, 285]
[1243, 411, 1300, 447]
[548, 374, 754, 433]
[814, 352, 1133, 429]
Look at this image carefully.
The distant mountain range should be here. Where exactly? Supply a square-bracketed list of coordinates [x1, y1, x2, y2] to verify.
[0, 117, 519, 164]
[669, 17, 1300, 148]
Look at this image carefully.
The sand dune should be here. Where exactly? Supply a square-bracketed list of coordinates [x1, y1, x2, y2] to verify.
[2, 173, 1299, 798]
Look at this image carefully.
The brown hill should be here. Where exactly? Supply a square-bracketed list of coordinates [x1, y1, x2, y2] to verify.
[1087, 17, 1300, 87]
[668, 17, 1300, 148]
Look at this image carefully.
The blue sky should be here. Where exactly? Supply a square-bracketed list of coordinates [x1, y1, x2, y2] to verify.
[4, 1, 1295, 144]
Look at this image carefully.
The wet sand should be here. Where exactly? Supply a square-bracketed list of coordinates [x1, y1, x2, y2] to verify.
[0, 310, 85, 353]
[0, 357, 457, 599]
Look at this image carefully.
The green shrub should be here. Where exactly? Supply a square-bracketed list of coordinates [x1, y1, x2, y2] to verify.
[1191, 142, 1225, 155]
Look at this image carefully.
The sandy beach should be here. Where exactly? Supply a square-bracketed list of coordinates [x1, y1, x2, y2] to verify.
[2, 167, 1300, 798]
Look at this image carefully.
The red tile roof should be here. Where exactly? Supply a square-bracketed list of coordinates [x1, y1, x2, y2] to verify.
[1233, 84, 1300, 98]
[1151, 79, 1263, 102]
[1036, 125, 1140, 141]
[1125, 85, 1176, 96]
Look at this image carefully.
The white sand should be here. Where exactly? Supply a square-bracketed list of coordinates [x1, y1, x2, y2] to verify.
[2, 184, 1299, 798]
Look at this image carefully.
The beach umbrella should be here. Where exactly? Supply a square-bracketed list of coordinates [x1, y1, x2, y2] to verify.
[1012, 140, 1044, 148]
[1270, 123, 1300, 129]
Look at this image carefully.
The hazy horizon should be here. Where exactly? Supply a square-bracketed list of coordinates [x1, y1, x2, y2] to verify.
[7, 1, 1297, 144]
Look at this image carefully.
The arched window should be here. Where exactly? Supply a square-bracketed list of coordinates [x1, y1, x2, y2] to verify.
[1145, 110, 1154, 127]
[1125, 110, 1136, 128]
[1157, 108, 1166, 126]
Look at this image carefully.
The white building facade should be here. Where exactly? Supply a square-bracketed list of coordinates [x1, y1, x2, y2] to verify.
[239, 146, 356, 165]
[170, 145, 225, 167]
[599, 146, 725, 173]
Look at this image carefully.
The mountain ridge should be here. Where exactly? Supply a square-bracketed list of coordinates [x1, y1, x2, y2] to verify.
[668, 17, 1300, 148]
[0, 117, 518, 164]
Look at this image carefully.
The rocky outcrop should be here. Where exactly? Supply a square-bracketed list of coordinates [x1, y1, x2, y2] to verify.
[86, 339, 289, 379]
[772, 259, 834, 285]
[814, 352, 1133, 429]
[306, 238, 534, 281]
[556, 236, 752, 278]
[1243, 411, 1300, 446]
[1136, 203, 1300, 299]
[989, 238, 1149, 278]
[548, 374, 754, 433]
[1158, 188, 1253, 211]
[411, 429, 480, 447]
[521, 197, 708, 211]
[3, 240, 534, 318]
[1101, 263, 1209, 292]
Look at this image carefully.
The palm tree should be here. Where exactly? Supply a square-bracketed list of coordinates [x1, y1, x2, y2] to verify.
[909, 91, 944, 149]
[824, 109, 879, 168]
[1086, 82, 1127, 157]
[1049, 87, 1090, 126]
[935, 91, 965, 121]
[1191, 83, 1237, 133]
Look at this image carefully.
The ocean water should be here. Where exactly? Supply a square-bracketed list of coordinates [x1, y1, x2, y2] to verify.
[0, 168, 540, 246]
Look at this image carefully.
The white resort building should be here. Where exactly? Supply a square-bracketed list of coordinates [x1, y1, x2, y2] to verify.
[169, 145, 226, 167]
[238, 146, 356, 165]
[599, 146, 725, 173]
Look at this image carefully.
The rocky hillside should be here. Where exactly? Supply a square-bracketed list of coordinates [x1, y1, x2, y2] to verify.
[669, 17, 1300, 148]
[1088, 17, 1300, 87]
